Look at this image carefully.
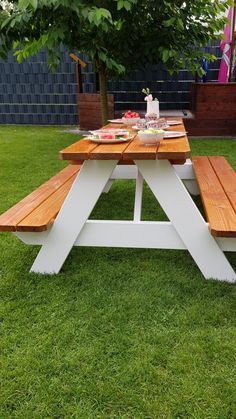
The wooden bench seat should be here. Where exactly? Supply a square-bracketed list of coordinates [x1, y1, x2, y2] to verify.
[0, 164, 81, 232]
[193, 156, 236, 237]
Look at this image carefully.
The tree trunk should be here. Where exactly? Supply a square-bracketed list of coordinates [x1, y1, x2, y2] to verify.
[98, 62, 108, 125]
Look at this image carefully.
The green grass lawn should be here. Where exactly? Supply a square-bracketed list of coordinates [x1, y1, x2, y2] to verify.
[1, 125, 236, 418]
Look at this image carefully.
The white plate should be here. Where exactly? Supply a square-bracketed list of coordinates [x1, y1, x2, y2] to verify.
[108, 119, 123, 124]
[88, 136, 132, 144]
[164, 131, 187, 139]
[166, 120, 182, 126]
[132, 125, 170, 131]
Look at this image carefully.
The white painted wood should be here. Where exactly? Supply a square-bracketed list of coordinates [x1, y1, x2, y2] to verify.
[133, 171, 143, 222]
[30, 160, 118, 274]
[103, 180, 113, 193]
[110, 160, 195, 181]
[135, 159, 236, 283]
[75, 220, 184, 248]
[217, 237, 236, 252]
[173, 159, 195, 180]
[14, 221, 236, 252]
[14, 221, 185, 249]
[14, 230, 50, 245]
[111, 165, 138, 179]
[183, 180, 200, 196]
[11, 157, 236, 281]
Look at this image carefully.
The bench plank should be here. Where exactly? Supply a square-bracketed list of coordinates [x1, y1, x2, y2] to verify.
[193, 157, 236, 237]
[16, 176, 77, 232]
[0, 165, 81, 232]
[209, 156, 236, 212]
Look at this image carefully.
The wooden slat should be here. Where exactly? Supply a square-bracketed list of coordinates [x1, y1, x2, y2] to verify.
[89, 139, 132, 160]
[0, 165, 81, 232]
[70, 159, 135, 165]
[157, 123, 190, 161]
[60, 119, 190, 162]
[103, 120, 189, 161]
[17, 176, 77, 232]
[60, 140, 98, 161]
[157, 136, 190, 161]
[208, 156, 236, 213]
[193, 157, 236, 237]
[118, 160, 134, 165]
[122, 135, 159, 160]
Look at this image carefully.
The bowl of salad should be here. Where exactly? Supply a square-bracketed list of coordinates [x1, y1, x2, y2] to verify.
[138, 129, 165, 145]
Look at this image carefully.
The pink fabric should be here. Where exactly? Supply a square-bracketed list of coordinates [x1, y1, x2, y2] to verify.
[218, 7, 233, 83]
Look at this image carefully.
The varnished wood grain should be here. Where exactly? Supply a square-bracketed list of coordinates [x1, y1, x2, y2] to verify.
[60, 140, 98, 161]
[157, 136, 190, 161]
[17, 176, 77, 232]
[60, 118, 190, 162]
[122, 135, 159, 160]
[89, 140, 132, 160]
[0, 165, 81, 232]
[157, 122, 190, 161]
[193, 157, 236, 237]
[209, 156, 236, 212]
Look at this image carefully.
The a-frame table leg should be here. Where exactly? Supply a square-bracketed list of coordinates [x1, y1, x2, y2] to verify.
[133, 170, 143, 222]
[30, 160, 118, 274]
[135, 159, 236, 283]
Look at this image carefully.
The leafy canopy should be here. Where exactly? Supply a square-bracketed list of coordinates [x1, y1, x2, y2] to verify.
[0, 0, 231, 76]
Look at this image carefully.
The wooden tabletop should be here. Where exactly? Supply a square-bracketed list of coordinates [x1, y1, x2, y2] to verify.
[60, 118, 191, 163]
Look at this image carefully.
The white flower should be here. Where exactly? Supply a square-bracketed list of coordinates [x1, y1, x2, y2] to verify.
[144, 94, 153, 102]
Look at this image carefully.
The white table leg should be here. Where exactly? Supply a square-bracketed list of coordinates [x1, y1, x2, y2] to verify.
[30, 160, 118, 274]
[133, 171, 143, 222]
[183, 180, 200, 196]
[135, 159, 236, 283]
[102, 179, 113, 193]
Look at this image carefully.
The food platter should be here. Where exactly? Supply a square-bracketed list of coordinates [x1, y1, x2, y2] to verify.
[86, 129, 133, 143]
[87, 136, 132, 144]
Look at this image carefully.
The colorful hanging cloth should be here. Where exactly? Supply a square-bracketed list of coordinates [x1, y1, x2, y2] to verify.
[218, 7, 233, 83]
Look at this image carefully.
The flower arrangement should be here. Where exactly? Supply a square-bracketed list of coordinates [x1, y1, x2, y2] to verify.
[142, 87, 158, 102]
[142, 88, 159, 117]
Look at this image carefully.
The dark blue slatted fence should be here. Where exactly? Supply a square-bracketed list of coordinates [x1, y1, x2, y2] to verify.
[0, 44, 221, 124]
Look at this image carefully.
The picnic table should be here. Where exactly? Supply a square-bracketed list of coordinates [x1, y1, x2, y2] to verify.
[1, 118, 236, 282]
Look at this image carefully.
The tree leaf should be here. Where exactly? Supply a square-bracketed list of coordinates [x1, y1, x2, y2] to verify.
[163, 17, 175, 27]
[117, 0, 124, 11]
[30, 0, 38, 10]
[1, 17, 12, 29]
[123, 1, 131, 11]
[19, 0, 30, 9]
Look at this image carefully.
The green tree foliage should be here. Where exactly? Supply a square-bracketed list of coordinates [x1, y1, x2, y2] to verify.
[0, 0, 231, 123]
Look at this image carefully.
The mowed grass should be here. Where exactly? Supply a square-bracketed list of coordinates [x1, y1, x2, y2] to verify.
[1, 125, 236, 418]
